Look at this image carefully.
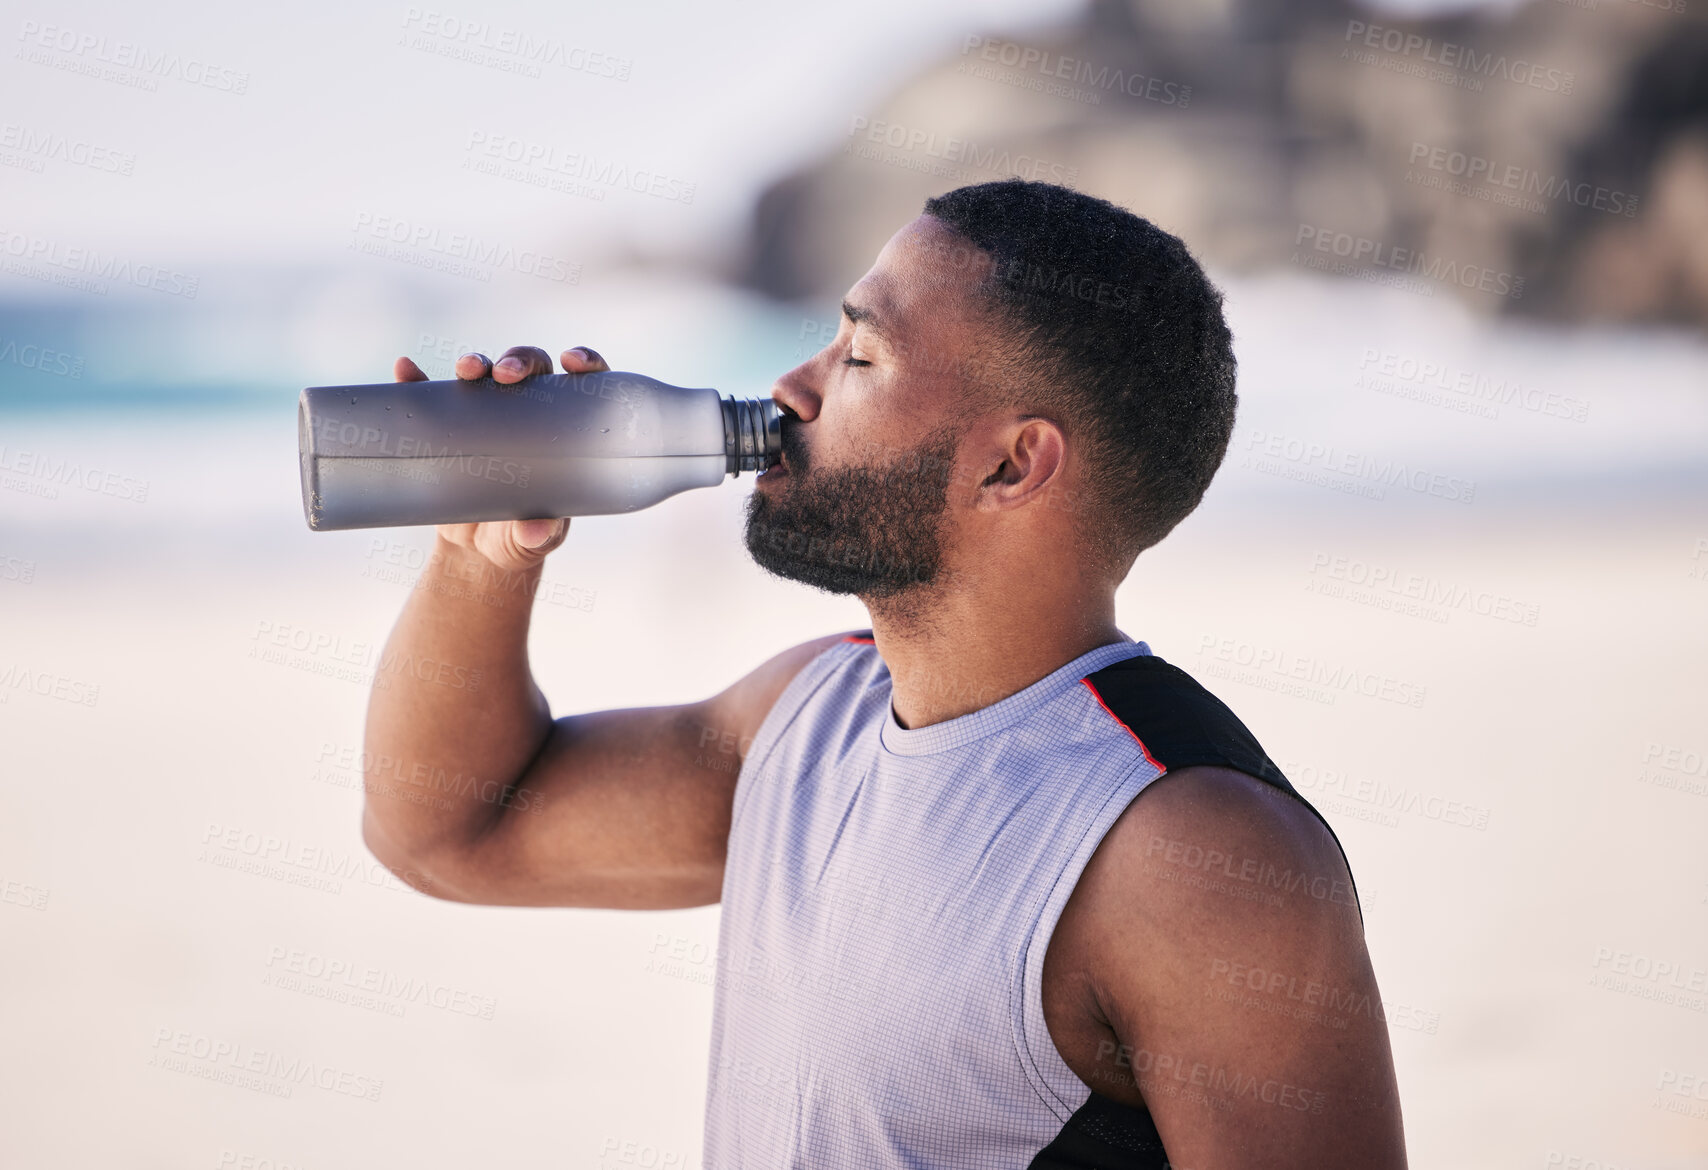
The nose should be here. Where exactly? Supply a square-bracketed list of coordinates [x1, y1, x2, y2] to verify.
[770, 360, 821, 424]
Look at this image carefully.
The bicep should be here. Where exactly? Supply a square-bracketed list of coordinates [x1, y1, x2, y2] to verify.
[454, 701, 741, 909]
[1084, 767, 1406, 1169]
[438, 632, 853, 909]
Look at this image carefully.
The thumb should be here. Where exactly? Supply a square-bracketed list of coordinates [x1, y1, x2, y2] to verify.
[514, 517, 568, 553]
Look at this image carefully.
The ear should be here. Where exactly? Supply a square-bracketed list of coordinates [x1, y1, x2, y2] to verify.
[975, 416, 1067, 511]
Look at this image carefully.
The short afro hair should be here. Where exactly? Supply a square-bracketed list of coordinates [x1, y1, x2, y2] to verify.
[922, 179, 1237, 573]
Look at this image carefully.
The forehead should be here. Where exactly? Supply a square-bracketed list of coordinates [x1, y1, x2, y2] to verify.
[846, 214, 996, 336]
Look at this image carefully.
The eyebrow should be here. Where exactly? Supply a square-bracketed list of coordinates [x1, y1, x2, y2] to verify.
[841, 299, 887, 337]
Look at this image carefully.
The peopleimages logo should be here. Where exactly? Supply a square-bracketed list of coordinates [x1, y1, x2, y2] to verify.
[1342, 21, 1575, 94]
[247, 618, 483, 693]
[1, 876, 49, 910]
[263, 945, 498, 1020]
[1307, 551, 1541, 626]
[0, 444, 150, 502]
[1294, 224, 1523, 299]
[398, 8, 632, 80]
[0, 122, 136, 175]
[846, 117, 1079, 185]
[1196, 633, 1428, 709]
[0, 662, 100, 707]
[350, 212, 579, 285]
[1407, 142, 1638, 218]
[1240, 429, 1477, 505]
[1280, 756, 1492, 831]
[463, 131, 695, 204]
[14, 20, 251, 94]
[0, 337, 85, 378]
[956, 35, 1190, 108]
[311, 416, 533, 487]
[1591, 946, 1708, 992]
[0, 229, 199, 299]
[1356, 347, 1589, 423]
[1093, 1039, 1327, 1113]
[149, 1026, 383, 1101]
[1635, 740, 1708, 799]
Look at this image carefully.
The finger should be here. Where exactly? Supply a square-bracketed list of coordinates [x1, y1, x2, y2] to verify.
[492, 345, 554, 384]
[560, 346, 610, 373]
[455, 352, 492, 381]
[475, 517, 568, 569]
[513, 517, 569, 554]
[394, 356, 429, 382]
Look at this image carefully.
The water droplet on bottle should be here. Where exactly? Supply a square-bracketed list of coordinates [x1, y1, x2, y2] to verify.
[600, 427, 610, 433]
[406, 412, 413, 418]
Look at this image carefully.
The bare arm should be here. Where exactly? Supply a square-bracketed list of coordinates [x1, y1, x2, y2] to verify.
[1052, 766, 1407, 1168]
[359, 342, 847, 908]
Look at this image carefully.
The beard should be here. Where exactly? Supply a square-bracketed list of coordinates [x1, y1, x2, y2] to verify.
[743, 421, 962, 600]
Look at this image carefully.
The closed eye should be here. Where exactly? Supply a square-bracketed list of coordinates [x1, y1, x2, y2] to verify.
[843, 357, 871, 367]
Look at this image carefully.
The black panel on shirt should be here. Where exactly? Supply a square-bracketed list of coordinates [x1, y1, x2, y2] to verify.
[1081, 651, 1361, 918]
[1027, 1090, 1169, 1169]
[1085, 653, 1297, 786]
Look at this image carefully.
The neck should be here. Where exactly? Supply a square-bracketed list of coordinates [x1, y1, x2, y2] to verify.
[866, 561, 1125, 729]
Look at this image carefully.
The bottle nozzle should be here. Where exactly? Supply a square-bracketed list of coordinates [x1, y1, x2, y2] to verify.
[722, 397, 782, 476]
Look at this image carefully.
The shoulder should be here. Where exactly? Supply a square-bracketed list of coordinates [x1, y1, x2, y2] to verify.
[698, 629, 873, 749]
[1081, 764, 1358, 932]
[724, 629, 871, 697]
[1050, 758, 1365, 1008]
[1049, 768, 1400, 1156]
[1081, 653, 1289, 788]
[1050, 660, 1404, 1159]
[1057, 763, 1367, 1072]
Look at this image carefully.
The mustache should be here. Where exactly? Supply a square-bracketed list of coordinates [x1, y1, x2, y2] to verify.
[779, 415, 811, 474]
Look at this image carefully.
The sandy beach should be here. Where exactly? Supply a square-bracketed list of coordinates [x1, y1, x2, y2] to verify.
[1, 274, 1705, 1168]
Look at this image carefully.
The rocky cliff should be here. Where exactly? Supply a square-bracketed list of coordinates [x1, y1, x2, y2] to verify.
[736, 0, 1708, 327]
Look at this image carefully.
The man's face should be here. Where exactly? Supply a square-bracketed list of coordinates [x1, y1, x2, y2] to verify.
[743, 215, 998, 600]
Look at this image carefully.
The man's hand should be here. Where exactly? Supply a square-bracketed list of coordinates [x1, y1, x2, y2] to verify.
[363, 335, 851, 909]
[391, 344, 612, 573]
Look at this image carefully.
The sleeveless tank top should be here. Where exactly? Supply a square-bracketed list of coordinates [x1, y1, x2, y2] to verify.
[701, 633, 1355, 1169]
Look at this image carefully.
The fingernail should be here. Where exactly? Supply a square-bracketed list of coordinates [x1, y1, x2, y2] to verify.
[522, 520, 562, 548]
[495, 356, 525, 376]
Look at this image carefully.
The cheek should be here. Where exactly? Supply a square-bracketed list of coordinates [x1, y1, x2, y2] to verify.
[816, 385, 891, 458]
[945, 456, 979, 503]
[866, 385, 943, 453]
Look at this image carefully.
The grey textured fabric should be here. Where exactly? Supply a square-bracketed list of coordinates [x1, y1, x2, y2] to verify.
[703, 634, 1162, 1168]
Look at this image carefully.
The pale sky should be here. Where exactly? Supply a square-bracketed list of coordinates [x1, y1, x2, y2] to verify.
[1, 0, 1495, 281]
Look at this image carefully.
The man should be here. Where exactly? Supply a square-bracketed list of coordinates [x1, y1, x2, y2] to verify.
[363, 179, 1407, 1168]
